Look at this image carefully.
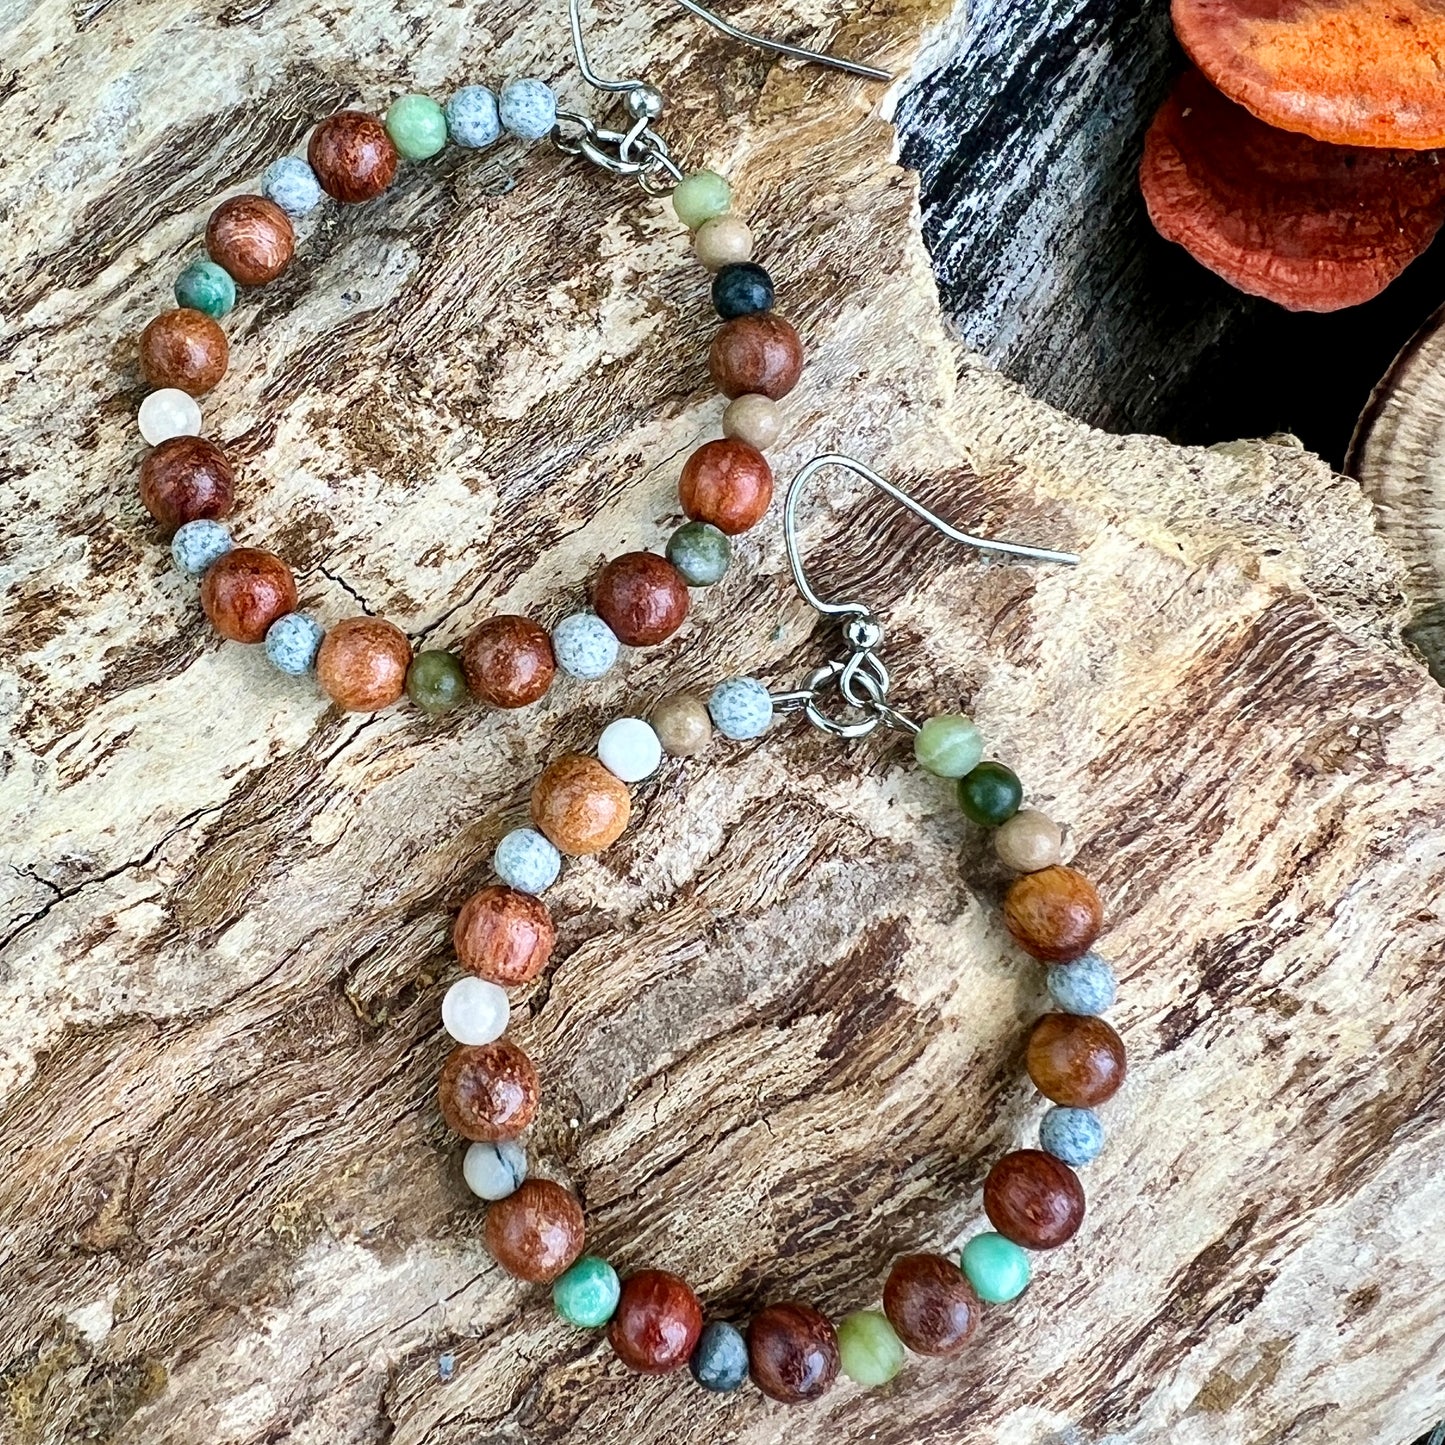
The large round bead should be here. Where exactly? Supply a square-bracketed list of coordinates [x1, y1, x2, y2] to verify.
[607, 1270, 704, 1374]
[139, 309, 229, 395]
[592, 552, 690, 647]
[483, 1178, 585, 1283]
[1025, 1012, 1127, 1107]
[453, 885, 555, 985]
[316, 617, 411, 712]
[205, 195, 295, 286]
[200, 547, 297, 643]
[708, 313, 804, 400]
[530, 753, 631, 855]
[881, 1253, 981, 1357]
[747, 1302, 839, 1404]
[461, 615, 555, 708]
[438, 1039, 540, 1142]
[307, 111, 399, 203]
[139, 436, 234, 532]
[1003, 865, 1104, 962]
[983, 1149, 1086, 1250]
[678, 438, 774, 535]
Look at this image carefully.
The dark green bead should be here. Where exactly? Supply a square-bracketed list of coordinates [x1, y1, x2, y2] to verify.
[406, 650, 468, 714]
[665, 521, 732, 586]
[957, 760, 1023, 826]
[174, 259, 236, 319]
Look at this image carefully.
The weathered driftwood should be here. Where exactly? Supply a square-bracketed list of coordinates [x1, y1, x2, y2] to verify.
[2, 1, 1444, 1443]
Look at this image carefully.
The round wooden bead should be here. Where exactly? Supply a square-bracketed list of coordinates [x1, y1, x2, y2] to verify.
[1026, 1012, 1127, 1107]
[1003, 865, 1104, 962]
[678, 438, 774, 535]
[747, 1302, 839, 1404]
[650, 692, 712, 756]
[139, 436, 234, 533]
[438, 1039, 540, 1142]
[592, 553, 690, 647]
[316, 616, 411, 712]
[483, 1178, 585, 1283]
[995, 809, 1064, 872]
[453, 885, 555, 985]
[200, 547, 297, 643]
[530, 753, 631, 855]
[139, 309, 229, 396]
[708, 313, 804, 400]
[307, 110, 400, 203]
[205, 195, 295, 286]
[607, 1270, 704, 1373]
[461, 615, 556, 708]
[882, 1253, 981, 1357]
[983, 1149, 1086, 1250]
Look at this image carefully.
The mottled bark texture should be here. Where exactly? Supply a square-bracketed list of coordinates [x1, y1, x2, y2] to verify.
[1, 2, 1443, 1444]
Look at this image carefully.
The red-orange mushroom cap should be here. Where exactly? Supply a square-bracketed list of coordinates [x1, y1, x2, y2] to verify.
[1140, 68, 1445, 311]
[1173, 0, 1445, 149]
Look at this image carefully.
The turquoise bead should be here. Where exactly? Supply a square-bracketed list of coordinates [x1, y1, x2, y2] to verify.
[552, 1255, 621, 1328]
[666, 521, 731, 586]
[913, 713, 984, 778]
[174, 260, 236, 319]
[957, 760, 1023, 826]
[385, 94, 448, 160]
[672, 169, 731, 228]
[836, 1310, 904, 1387]
[960, 1232, 1031, 1304]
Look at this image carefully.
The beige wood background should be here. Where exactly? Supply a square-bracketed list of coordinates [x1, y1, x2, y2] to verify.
[3, 0, 1444, 1441]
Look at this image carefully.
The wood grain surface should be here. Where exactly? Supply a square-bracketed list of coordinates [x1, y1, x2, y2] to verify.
[3, 1, 1444, 1442]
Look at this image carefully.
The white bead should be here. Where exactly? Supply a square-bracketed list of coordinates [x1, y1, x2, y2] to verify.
[597, 717, 662, 783]
[463, 1139, 527, 1201]
[138, 388, 202, 445]
[441, 977, 510, 1046]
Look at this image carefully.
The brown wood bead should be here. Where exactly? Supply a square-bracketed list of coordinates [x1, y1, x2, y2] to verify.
[438, 1040, 540, 1142]
[199, 547, 297, 644]
[882, 1253, 982, 1357]
[1026, 1012, 1127, 1107]
[592, 552, 690, 647]
[530, 753, 631, 855]
[138, 309, 229, 396]
[307, 111, 399, 203]
[453, 885, 555, 986]
[315, 617, 411, 712]
[139, 436, 234, 533]
[983, 1149, 1086, 1250]
[746, 1301, 839, 1404]
[1002, 865, 1104, 962]
[205, 195, 294, 286]
[461, 615, 555, 708]
[483, 1179, 584, 1283]
[607, 1270, 703, 1373]
[708, 313, 805, 400]
[678, 438, 774, 535]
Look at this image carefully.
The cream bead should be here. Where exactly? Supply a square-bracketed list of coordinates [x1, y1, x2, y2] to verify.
[138, 388, 202, 445]
[597, 717, 662, 783]
[463, 1139, 527, 1201]
[692, 214, 754, 271]
[722, 393, 783, 450]
[994, 809, 1064, 873]
[441, 976, 510, 1046]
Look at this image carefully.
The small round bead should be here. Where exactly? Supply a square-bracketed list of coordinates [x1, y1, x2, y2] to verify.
[492, 827, 562, 896]
[316, 616, 411, 712]
[672, 169, 732, 229]
[438, 1039, 540, 1141]
[709, 313, 804, 400]
[462, 615, 556, 708]
[551, 612, 619, 680]
[913, 713, 984, 779]
[593, 552, 690, 647]
[307, 111, 399, 203]
[836, 1310, 904, 1388]
[678, 438, 774, 535]
[261, 155, 323, 216]
[385, 93, 448, 160]
[454, 885, 555, 985]
[263, 611, 324, 676]
[1040, 1105, 1106, 1167]
[956, 760, 1023, 827]
[553, 1255, 621, 1329]
[1046, 952, 1117, 1015]
[405, 649, 468, 714]
[708, 676, 772, 740]
[1026, 1012, 1127, 1107]
[983, 1149, 1086, 1250]
[721, 393, 783, 450]
[484, 1179, 585, 1283]
[171, 519, 233, 577]
[747, 1302, 839, 1404]
[205, 195, 295, 286]
[882, 1254, 980, 1357]
[530, 753, 631, 855]
[463, 1138, 527, 1201]
[692, 214, 754, 271]
[173, 259, 236, 319]
[139, 309, 228, 396]
[608, 1270, 704, 1374]
[498, 78, 557, 141]
[442, 976, 510, 1046]
[651, 692, 713, 756]
[597, 717, 662, 783]
[446, 85, 501, 148]
[139, 435, 234, 533]
[200, 548, 297, 644]
[665, 521, 731, 586]
[689, 1320, 749, 1392]
[995, 808, 1064, 872]
[1004, 864, 1104, 962]
[712, 261, 774, 320]
[137, 388, 201, 445]
[959, 1232, 1031, 1304]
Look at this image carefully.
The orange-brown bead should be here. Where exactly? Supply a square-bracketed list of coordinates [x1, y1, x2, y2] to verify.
[307, 111, 399, 203]
[139, 309, 229, 396]
[316, 616, 411, 712]
[1002, 865, 1104, 962]
[1026, 1012, 1127, 1107]
[983, 1149, 1085, 1250]
[200, 547, 297, 643]
[205, 195, 295, 286]
[461, 615, 555, 708]
[592, 552, 690, 647]
[139, 436, 234, 532]
[708, 313, 805, 400]
[453, 885, 555, 986]
[678, 438, 774, 535]
[530, 753, 631, 855]
[484, 1179, 585, 1283]
[438, 1039, 540, 1142]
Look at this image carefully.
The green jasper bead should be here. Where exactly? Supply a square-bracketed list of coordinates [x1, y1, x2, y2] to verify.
[957, 760, 1023, 827]
[960, 1232, 1031, 1304]
[406, 650, 468, 714]
[174, 259, 236, 319]
[386, 93, 449, 160]
[914, 713, 984, 778]
[551, 1255, 621, 1328]
[672, 169, 731, 229]
[665, 521, 732, 586]
[836, 1309, 905, 1387]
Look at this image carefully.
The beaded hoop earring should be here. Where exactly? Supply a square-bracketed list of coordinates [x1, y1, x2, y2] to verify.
[435, 455, 1102, 1400]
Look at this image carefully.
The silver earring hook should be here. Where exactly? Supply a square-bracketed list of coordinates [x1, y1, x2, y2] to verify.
[669, 0, 892, 82]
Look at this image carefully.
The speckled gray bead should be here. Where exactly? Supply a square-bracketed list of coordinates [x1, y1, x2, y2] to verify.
[689, 1320, 749, 1392]
[445, 85, 501, 148]
[261, 155, 322, 217]
[171, 519, 233, 577]
[551, 612, 619, 680]
[264, 611, 325, 676]
[498, 78, 557, 141]
[1039, 1105, 1106, 1167]
[707, 676, 772, 740]
[493, 827, 562, 895]
[1046, 952, 1117, 1015]
[462, 1139, 527, 1201]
